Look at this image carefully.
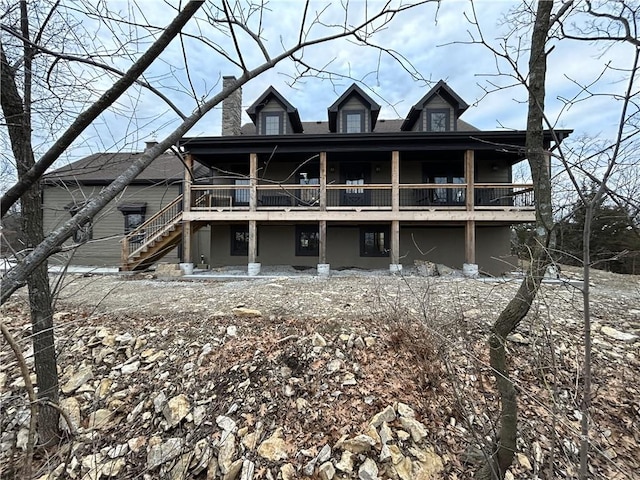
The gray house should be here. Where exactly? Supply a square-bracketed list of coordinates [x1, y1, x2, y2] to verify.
[43, 78, 570, 275]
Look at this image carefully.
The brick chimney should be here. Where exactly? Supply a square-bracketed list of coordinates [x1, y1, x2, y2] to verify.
[221, 76, 242, 136]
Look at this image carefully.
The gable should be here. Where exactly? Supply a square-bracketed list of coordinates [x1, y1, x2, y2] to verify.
[401, 80, 469, 132]
[328, 84, 380, 133]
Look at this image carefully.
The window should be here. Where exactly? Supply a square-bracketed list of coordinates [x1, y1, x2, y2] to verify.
[118, 203, 147, 243]
[231, 225, 250, 256]
[262, 112, 282, 135]
[66, 202, 93, 243]
[234, 178, 250, 205]
[360, 225, 389, 257]
[427, 109, 450, 132]
[296, 226, 319, 256]
[343, 110, 364, 133]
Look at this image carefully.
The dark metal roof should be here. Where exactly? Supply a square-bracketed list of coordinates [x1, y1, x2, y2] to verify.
[43, 151, 208, 185]
[245, 86, 303, 133]
[327, 83, 381, 132]
[401, 80, 470, 131]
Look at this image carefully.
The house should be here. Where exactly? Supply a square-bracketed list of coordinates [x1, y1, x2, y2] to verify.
[43, 77, 571, 275]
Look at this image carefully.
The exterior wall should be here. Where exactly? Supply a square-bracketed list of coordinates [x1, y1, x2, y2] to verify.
[208, 222, 515, 275]
[476, 160, 511, 183]
[423, 94, 455, 131]
[258, 99, 292, 134]
[337, 97, 370, 133]
[42, 184, 205, 268]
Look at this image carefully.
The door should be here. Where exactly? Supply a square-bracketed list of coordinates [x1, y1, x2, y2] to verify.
[341, 164, 370, 206]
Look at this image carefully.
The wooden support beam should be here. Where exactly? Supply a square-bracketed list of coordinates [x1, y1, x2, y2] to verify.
[248, 220, 257, 264]
[391, 220, 400, 265]
[250, 153, 257, 211]
[465, 149, 474, 211]
[182, 153, 194, 263]
[465, 220, 476, 264]
[392, 151, 399, 212]
[320, 151, 327, 210]
[319, 220, 327, 264]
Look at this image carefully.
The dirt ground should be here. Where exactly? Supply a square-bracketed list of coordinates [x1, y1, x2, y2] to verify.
[1, 267, 638, 479]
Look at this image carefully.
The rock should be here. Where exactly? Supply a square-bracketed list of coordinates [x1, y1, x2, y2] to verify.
[191, 438, 213, 475]
[507, 333, 530, 345]
[96, 378, 112, 399]
[154, 391, 167, 413]
[102, 458, 126, 477]
[216, 415, 237, 432]
[379, 422, 393, 444]
[224, 459, 243, 480]
[106, 443, 129, 458]
[61, 366, 93, 394]
[16, 428, 29, 450]
[394, 456, 413, 480]
[415, 260, 437, 276]
[120, 361, 140, 374]
[335, 450, 354, 473]
[128, 436, 146, 453]
[226, 325, 238, 337]
[242, 430, 260, 451]
[370, 404, 396, 427]
[400, 417, 428, 442]
[218, 433, 236, 474]
[601, 326, 638, 342]
[169, 452, 193, 480]
[312, 332, 327, 347]
[517, 452, 532, 470]
[115, 332, 134, 344]
[88, 409, 114, 430]
[163, 394, 190, 427]
[413, 447, 444, 479]
[380, 444, 392, 462]
[59, 397, 81, 433]
[240, 459, 255, 480]
[232, 308, 262, 317]
[342, 372, 357, 386]
[317, 444, 332, 463]
[396, 402, 415, 418]
[341, 434, 376, 454]
[318, 461, 335, 480]
[436, 263, 455, 276]
[147, 437, 184, 470]
[358, 458, 378, 480]
[326, 359, 342, 373]
[193, 405, 206, 426]
[280, 463, 296, 480]
[257, 428, 289, 461]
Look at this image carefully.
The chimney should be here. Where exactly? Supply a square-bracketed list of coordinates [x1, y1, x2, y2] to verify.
[222, 75, 242, 136]
[144, 139, 158, 151]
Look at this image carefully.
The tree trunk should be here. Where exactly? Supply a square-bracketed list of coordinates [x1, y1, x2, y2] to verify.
[476, 1, 554, 478]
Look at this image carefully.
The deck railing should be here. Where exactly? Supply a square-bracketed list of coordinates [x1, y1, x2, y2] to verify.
[188, 183, 535, 211]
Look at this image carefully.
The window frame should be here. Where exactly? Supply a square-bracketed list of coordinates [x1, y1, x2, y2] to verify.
[360, 225, 390, 257]
[261, 111, 284, 135]
[426, 108, 450, 132]
[295, 225, 320, 256]
[230, 225, 250, 256]
[342, 109, 365, 133]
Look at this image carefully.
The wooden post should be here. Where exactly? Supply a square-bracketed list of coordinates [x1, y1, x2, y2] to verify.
[319, 220, 327, 264]
[182, 153, 193, 263]
[248, 220, 257, 264]
[391, 220, 400, 265]
[465, 149, 474, 211]
[465, 220, 476, 265]
[392, 151, 399, 211]
[250, 153, 257, 211]
[319, 151, 327, 210]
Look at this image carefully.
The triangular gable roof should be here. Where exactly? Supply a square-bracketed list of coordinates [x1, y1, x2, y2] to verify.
[245, 86, 303, 133]
[401, 80, 469, 131]
[328, 83, 381, 132]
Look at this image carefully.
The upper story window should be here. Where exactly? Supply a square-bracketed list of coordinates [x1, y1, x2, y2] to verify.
[262, 112, 283, 135]
[343, 110, 364, 133]
[427, 109, 450, 132]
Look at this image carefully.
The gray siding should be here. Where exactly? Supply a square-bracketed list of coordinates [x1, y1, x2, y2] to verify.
[338, 97, 370, 133]
[42, 184, 206, 267]
[423, 94, 455, 131]
[258, 99, 292, 134]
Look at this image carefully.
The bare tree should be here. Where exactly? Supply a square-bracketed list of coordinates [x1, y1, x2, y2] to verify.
[0, 0, 431, 462]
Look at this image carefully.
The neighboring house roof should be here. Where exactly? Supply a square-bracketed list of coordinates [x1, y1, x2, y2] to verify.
[43, 150, 208, 185]
[246, 86, 304, 133]
[328, 83, 381, 132]
[240, 118, 478, 135]
[401, 80, 470, 131]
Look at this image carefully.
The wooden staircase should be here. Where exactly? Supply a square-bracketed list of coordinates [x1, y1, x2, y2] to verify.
[120, 195, 205, 271]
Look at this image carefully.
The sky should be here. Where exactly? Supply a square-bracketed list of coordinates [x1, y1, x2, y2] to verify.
[3, 0, 637, 167]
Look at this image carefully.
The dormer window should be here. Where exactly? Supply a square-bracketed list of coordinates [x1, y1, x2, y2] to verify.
[262, 112, 283, 135]
[344, 110, 364, 133]
[427, 109, 450, 132]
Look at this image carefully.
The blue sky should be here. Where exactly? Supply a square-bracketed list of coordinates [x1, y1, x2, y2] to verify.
[14, 0, 638, 164]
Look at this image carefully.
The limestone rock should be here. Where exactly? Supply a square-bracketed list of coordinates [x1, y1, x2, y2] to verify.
[400, 417, 428, 442]
[128, 436, 147, 453]
[59, 397, 81, 433]
[257, 428, 289, 461]
[396, 402, 415, 418]
[218, 433, 236, 474]
[61, 366, 93, 394]
[413, 447, 444, 479]
[102, 458, 126, 477]
[280, 463, 296, 480]
[120, 360, 140, 375]
[341, 434, 376, 453]
[224, 458, 243, 480]
[169, 451, 193, 480]
[358, 458, 378, 480]
[370, 404, 396, 427]
[318, 461, 335, 480]
[147, 437, 184, 470]
[312, 332, 327, 347]
[335, 450, 354, 473]
[88, 409, 114, 430]
[232, 308, 262, 317]
[601, 326, 638, 342]
[240, 459, 255, 480]
[394, 456, 413, 480]
[216, 415, 237, 432]
[163, 394, 190, 427]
